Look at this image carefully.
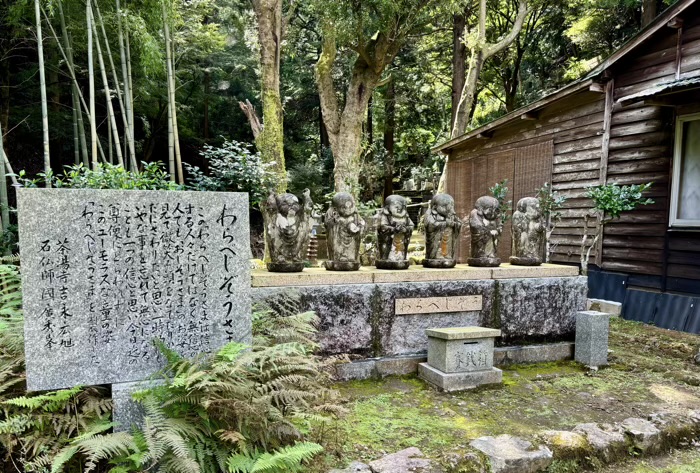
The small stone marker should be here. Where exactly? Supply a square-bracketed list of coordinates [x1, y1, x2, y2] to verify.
[575, 310, 610, 368]
[418, 326, 502, 392]
[395, 295, 482, 315]
[18, 189, 251, 391]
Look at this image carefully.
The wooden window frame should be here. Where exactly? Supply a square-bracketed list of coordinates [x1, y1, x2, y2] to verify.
[670, 112, 700, 227]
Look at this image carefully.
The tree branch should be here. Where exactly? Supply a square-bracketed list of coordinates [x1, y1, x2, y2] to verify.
[238, 99, 262, 139]
[484, 0, 528, 58]
[315, 28, 341, 140]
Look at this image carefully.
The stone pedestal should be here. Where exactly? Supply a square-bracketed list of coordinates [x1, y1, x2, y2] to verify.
[575, 310, 610, 367]
[419, 326, 502, 392]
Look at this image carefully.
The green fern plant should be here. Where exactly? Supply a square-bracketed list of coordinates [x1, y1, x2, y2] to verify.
[51, 293, 342, 473]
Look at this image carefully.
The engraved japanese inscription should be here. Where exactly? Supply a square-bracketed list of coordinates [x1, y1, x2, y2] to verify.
[395, 295, 483, 315]
[18, 189, 251, 391]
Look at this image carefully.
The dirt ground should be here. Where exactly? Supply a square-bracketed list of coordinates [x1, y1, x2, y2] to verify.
[313, 317, 700, 472]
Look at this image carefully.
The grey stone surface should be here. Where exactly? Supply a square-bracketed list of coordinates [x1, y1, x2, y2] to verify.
[368, 447, 443, 473]
[111, 380, 162, 432]
[18, 189, 251, 391]
[427, 334, 496, 373]
[328, 461, 372, 473]
[575, 310, 610, 367]
[621, 417, 661, 452]
[423, 194, 461, 268]
[540, 430, 590, 457]
[325, 192, 365, 271]
[496, 277, 587, 343]
[468, 196, 503, 267]
[572, 423, 627, 461]
[375, 355, 426, 377]
[510, 197, 545, 266]
[494, 342, 574, 365]
[469, 435, 553, 473]
[587, 298, 622, 316]
[418, 363, 502, 392]
[333, 359, 378, 381]
[376, 195, 414, 270]
[262, 190, 313, 272]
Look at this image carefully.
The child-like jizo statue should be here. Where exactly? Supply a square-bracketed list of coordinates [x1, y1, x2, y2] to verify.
[263, 189, 313, 272]
[510, 197, 545, 266]
[325, 192, 365, 271]
[376, 195, 414, 270]
[468, 195, 503, 267]
[424, 193, 462, 268]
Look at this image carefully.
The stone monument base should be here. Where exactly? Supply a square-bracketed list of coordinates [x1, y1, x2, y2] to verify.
[509, 256, 542, 266]
[376, 259, 410, 270]
[468, 257, 501, 267]
[423, 258, 457, 269]
[325, 260, 361, 271]
[267, 262, 305, 272]
[418, 363, 502, 392]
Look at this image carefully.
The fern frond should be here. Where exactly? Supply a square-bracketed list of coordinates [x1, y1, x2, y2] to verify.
[249, 442, 323, 473]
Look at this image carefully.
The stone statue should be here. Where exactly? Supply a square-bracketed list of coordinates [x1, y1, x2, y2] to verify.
[468, 196, 503, 267]
[263, 189, 313, 272]
[424, 193, 462, 268]
[510, 197, 545, 266]
[376, 195, 414, 269]
[325, 192, 365, 271]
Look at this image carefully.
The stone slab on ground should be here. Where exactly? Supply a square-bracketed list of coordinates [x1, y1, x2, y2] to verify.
[575, 310, 610, 367]
[573, 423, 627, 462]
[18, 189, 251, 391]
[328, 461, 372, 473]
[587, 298, 622, 316]
[418, 363, 502, 392]
[540, 430, 590, 458]
[494, 342, 574, 365]
[367, 447, 444, 473]
[469, 434, 553, 473]
[621, 417, 662, 452]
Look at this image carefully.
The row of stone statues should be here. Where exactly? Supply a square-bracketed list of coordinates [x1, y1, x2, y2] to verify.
[262, 190, 545, 272]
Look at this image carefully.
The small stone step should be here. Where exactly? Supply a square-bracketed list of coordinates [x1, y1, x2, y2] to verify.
[470, 434, 553, 473]
[368, 447, 444, 473]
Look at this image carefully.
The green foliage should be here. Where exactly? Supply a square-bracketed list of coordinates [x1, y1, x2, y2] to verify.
[19, 163, 181, 190]
[537, 182, 567, 223]
[586, 182, 654, 221]
[49, 293, 339, 473]
[489, 179, 512, 225]
[186, 140, 275, 206]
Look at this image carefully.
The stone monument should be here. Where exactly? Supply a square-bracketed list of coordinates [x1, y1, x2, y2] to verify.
[423, 193, 462, 268]
[575, 310, 610, 368]
[510, 197, 545, 266]
[263, 189, 313, 272]
[17, 189, 251, 391]
[376, 195, 414, 270]
[468, 196, 503, 267]
[418, 326, 503, 392]
[325, 192, 365, 271]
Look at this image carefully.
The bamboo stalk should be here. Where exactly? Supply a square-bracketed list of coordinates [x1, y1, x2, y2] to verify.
[88, 4, 124, 167]
[87, 0, 98, 169]
[163, 1, 176, 181]
[0, 118, 10, 238]
[115, 0, 136, 169]
[125, 20, 134, 162]
[35, 0, 51, 185]
[171, 36, 183, 184]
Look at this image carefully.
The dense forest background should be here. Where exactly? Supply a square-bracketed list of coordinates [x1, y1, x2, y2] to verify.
[0, 0, 676, 204]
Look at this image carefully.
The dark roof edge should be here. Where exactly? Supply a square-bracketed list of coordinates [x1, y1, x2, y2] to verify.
[433, 0, 696, 154]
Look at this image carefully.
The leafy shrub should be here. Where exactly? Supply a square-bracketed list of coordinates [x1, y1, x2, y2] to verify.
[20, 162, 181, 190]
[489, 179, 512, 225]
[186, 140, 275, 206]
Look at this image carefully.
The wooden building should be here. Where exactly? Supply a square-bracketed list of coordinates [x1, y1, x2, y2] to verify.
[435, 0, 700, 332]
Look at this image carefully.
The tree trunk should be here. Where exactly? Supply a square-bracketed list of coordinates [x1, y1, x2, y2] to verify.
[247, 0, 286, 194]
[35, 0, 51, 183]
[451, 11, 467, 130]
[163, 2, 176, 181]
[116, 0, 135, 167]
[87, 0, 98, 169]
[0, 56, 8, 142]
[367, 95, 373, 144]
[0, 116, 9, 239]
[203, 67, 210, 140]
[383, 77, 395, 199]
[89, 5, 124, 167]
[641, 0, 657, 27]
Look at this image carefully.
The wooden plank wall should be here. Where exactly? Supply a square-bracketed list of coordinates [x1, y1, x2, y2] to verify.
[446, 90, 602, 264]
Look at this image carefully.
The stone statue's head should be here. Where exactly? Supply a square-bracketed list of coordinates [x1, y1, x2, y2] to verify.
[475, 195, 499, 221]
[517, 197, 541, 218]
[384, 194, 407, 218]
[431, 193, 455, 217]
[332, 192, 357, 218]
[276, 193, 301, 217]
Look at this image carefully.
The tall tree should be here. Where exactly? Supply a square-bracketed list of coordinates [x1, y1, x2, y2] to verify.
[314, 0, 437, 194]
[239, 0, 286, 194]
[35, 0, 51, 183]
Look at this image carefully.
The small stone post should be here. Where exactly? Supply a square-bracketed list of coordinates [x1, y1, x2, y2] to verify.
[575, 310, 610, 367]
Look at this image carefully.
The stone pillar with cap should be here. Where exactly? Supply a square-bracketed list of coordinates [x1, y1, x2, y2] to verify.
[418, 326, 503, 392]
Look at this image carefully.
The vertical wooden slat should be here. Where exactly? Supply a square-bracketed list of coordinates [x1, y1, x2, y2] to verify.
[596, 79, 614, 267]
[446, 158, 472, 262]
[487, 152, 515, 261]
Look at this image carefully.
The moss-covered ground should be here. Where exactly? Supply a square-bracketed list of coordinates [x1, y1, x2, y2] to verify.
[313, 317, 700, 472]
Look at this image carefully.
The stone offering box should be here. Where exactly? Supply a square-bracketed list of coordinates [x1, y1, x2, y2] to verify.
[252, 264, 587, 374]
[419, 326, 502, 392]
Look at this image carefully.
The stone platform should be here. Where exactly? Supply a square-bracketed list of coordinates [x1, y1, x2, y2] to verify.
[251, 264, 586, 359]
[418, 363, 503, 392]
